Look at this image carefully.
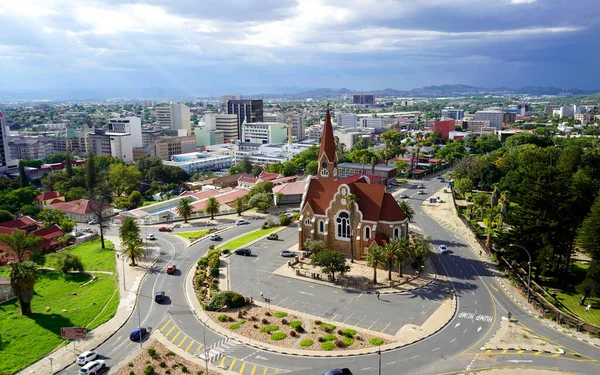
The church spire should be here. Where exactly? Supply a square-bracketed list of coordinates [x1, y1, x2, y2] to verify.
[317, 103, 338, 180]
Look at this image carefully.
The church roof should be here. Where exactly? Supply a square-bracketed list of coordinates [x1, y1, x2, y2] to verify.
[302, 178, 406, 222]
[318, 106, 337, 163]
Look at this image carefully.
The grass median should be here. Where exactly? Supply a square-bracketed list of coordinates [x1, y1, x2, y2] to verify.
[175, 230, 211, 240]
[216, 227, 280, 251]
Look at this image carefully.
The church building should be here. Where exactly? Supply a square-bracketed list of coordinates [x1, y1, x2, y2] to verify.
[298, 106, 409, 259]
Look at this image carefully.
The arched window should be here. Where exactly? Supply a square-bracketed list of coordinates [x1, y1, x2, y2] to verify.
[365, 226, 371, 239]
[336, 212, 350, 239]
[321, 169, 329, 177]
[305, 218, 311, 226]
[319, 220, 324, 233]
[393, 227, 400, 238]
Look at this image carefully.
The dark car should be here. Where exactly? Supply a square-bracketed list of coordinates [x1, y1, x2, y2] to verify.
[155, 291, 165, 303]
[158, 227, 172, 232]
[129, 328, 148, 341]
[235, 248, 252, 256]
[323, 369, 353, 375]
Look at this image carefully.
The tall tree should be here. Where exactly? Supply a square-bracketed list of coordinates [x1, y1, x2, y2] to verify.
[87, 181, 112, 249]
[123, 240, 144, 267]
[37, 209, 77, 233]
[85, 150, 96, 193]
[394, 237, 411, 277]
[383, 241, 401, 280]
[577, 261, 600, 306]
[347, 194, 359, 263]
[65, 154, 73, 177]
[119, 217, 141, 247]
[10, 261, 39, 315]
[577, 197, 600, 260]
[310, 249, 350, 282]
[398, 200, 415, 222]
[18, 160, 28, 188]
[108, 163, 142, 197]
[366, 245, 385, 284]
[204, 196, 220, 220]
[176, 198, 194, 223]
[233, 197, 245, 216]
[0, 230, 43, 262]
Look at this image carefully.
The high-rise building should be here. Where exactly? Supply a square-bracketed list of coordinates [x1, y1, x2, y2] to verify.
[337, 113, 358, 128]
[141, 100, 155, 108]
[227, 99, 264, 139]
[154, 103, 191, 135]
[88, 130, 133, 164]
[474, 110, 503, 130]
[0, 112, 11, 171]
[9, 136, 55, 160]
[241, 122, 288, 144]
[108, 117, 142, 148]
[441, 107, 465, 120]
[220, 95, 237, 105]
[204, 113, 239, 141]
[352, 94, 375, 105]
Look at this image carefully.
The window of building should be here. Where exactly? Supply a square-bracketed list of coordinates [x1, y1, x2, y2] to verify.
[336, 212, 350, 239]
[319, 220, 324, 233]
[365, 226, 371, 239]
[393, 227, 400, 238]
[321, 169, 329, 177]
[305, 218, 311, 226]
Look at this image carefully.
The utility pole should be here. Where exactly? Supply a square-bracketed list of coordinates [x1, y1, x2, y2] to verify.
[378, 349, 382, 375]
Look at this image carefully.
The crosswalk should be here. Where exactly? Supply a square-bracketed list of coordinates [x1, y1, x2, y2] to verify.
[159, 318, 285, 374]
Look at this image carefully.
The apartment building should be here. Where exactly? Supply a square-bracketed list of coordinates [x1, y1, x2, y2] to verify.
[474, 110, 503, 130]
[165, 152, 232, 174]
[9, 136, 55, 160]
[204, 113, 239, 141]
[88, 130, 133, 163]
[108, 117, 142, 147]
[155, 103, 191, 135]
[337, 113, 358, 128]
[441, 107, 465, 120]
[241, 122, 287, 144]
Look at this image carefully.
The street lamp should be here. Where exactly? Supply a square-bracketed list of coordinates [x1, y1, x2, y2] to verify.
[378, 349, 381, 375]
[509, 244, 532, 303]
[202, 305, 228, 375]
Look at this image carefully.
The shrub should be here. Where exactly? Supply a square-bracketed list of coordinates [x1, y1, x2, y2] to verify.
[147, 348, 158, 359]
[144, 365, 155, 375]
[369, 337, 384, 346]
[209, 280, 219, 291]
[217, 314, 227, 322]
[253, 324, 259, 329]
[208, 244, 215, 250]
[300, 338, 313, 347]
[356, 336, 362, 341]
[270, 332, 287, 341]
[159, 362, 167, 368]
[210, 266, 220, 277]
[335, 339, 345, 348]
[314, 320, 322, 325]
[281, 318, 288, 325]
[204, 291, 246, 311]
[274, 311, 288, 318]
[290, 330, 297, 337]
[56, 253, 85, 273]
[227, 316, 235, 322]
[165, 351, 176, 357]
[321, 341, 336, 351]
[342, 337, 355, 347]
[241, 309, 247, 315]
[261, 318, 270, 324]
[197, 371, 204, 375]
[260, 325, 279, 333]
[279, 214, 291, 226]
[265, 311, 272, 316]
[323, 334, 336, 342]
[319, 323, 336, 332]
[337, 329, 343, 336]
[221, 249, 230, 254]
[181, 365, 189, 373]
[197, 257, 209, 269]
[230, 320, 245, 330]
[317, 337, 325, 343]
[250, 316, 258, 321]
[238, 310, 244, 319]
[130, 371, 135, 375]
[289, 320, 303, 329]
[341, 328, 357, 338]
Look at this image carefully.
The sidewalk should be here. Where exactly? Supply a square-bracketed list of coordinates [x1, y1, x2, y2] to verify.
[422, 186, 600, 349]
[19, 236, 161, 375]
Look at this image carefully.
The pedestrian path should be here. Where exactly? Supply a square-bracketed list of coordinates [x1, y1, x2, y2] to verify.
[158, 317, 286, 375]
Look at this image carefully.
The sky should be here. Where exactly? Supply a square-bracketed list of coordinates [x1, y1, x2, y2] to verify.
[1, 0, 599, 97]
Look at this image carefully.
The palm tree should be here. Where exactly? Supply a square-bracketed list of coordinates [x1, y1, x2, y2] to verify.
[204, 196, 220, 220]
[176, 197, 194, 223]
[394, 237, 410, 277]
[366, 245, 385, 284]
[484, 206, 502, 249]
[119, 217, 141, 247]
[123, 239, 144, 266]
[233, 197, 245, 216]
[0, 229, 43, 262]
[9, 261, 39, 315]
[383, 241, 400, 281]
[361, 155, 369, 176]
[347, 193, 359, 263]
[398, 200, 415, 222]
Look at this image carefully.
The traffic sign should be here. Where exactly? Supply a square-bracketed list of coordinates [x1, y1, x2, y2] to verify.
[61, 327, 86, 339]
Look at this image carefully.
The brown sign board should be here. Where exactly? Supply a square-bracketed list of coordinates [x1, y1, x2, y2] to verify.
[61, 327, 86, 339]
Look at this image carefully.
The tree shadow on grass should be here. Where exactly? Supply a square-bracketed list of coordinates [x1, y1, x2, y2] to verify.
[27, 312, 75, 337]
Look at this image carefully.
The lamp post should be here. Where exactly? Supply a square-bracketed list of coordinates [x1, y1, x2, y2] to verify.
[509, 244, 532, 303]
[378, 349, 381, 375]
[202, 305, 228, 375]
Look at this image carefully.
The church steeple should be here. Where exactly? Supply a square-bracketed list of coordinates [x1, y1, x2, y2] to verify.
[317, 103, 338, 180]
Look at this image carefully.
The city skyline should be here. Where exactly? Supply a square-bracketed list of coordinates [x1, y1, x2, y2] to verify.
[1, 0, 599, 95]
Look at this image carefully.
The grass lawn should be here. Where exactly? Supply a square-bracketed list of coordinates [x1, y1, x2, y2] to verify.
[216, 227, 281, 251]
[176, 230, 210, 240]
[537, 261, 600, 326]
[45, 239, 116, 273]
[0, 270, 118, 374]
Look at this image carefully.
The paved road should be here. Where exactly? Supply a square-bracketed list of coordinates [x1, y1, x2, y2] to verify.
[63, 175, 600, 375]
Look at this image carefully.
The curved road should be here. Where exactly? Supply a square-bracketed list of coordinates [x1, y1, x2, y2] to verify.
[61, 177, 600, 375]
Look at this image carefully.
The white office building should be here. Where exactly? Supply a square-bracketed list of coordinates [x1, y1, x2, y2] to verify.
[165, 152, 232, 174]
[155, 103, 191, 135]
[204, 113, 239, 141]
[0, 112, 10, 173]
[108, 117, 142, 147]
[337, 113, 358, 128]
[241, 122, 288, 144]
[474, 110, 503, 130]
[88, 131, 133, 164]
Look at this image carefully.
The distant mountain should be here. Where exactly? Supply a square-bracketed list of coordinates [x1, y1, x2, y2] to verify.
[513, 86, 598, 95]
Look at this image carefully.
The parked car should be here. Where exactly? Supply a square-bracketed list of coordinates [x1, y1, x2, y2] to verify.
[158, 227, 172, 232]
[82, 228, 93, 233]
[129, 328, 148, 341]
[235, 248, 252, 256]
[439, 245, 449, 254]
[323, 369, 353, 375]
[440, 178, 445, 182]
[79, 360, 105, 375]
[87, 219, 98, 225]
[235, 220, 249, 225]
[77, 351, 98, 365]
[267, 233, 279, 240]
[166, 265, 176, 274]
[280, 250, 295, 257]
[417, 184, 425, 189]
[209, 234, 222, 241]
[399, 194, 409, 199]
[155, 291, 165, 303]
[146, 234, 156, 240]
[418, 190, 425, 194]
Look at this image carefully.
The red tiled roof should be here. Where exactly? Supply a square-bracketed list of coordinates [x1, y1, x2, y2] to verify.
[33, 225, 65, 240]
[191, 189, 249, 211]
[216, 173, 250, 184]
[319, 106, 337, 163]
[258, 171, 280, 181]
[50, 199, 112, 215]
[35, 191, 64, 201]
[367, 233, 389, 248]
[271, 175, 299, 184]
[273, 181, 306, 195]
[190, 189, 221, 200]
[379, 193, 407, 221]
[0, 216, 41, 230]
[238, 176, 258, 184]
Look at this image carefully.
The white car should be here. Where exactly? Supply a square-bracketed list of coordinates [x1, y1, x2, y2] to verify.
[235, 220, 249, 225]
[146, 234, 156, 240]
[439, 245, 449, 254]
[77, 351, 98, 365]
[79, 359, 105, 374]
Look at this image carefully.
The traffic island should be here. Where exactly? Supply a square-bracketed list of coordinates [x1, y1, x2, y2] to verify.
[482, 317, 563, 353]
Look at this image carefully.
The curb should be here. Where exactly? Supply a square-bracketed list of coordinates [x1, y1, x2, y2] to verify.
[483, 347, 565, 355]
[217, 225, 289, 254]
[47, 249, 163, 375]
[188, 226, 234, 247]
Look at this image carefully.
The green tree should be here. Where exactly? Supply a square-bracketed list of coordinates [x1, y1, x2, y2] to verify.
[305, 160, 318, 175]
[0, 209, 15, 223]
[577, 261, 600, 306]
[66, 187, 87, 201]
[394, 160, 408, 174]
[9, 261, 39, 315]
[304, 239, 325, 255]
[238, 156, 254, 174]
[233, 197, 245, 216]
[128, 190, 142, 208]
[382, 241, 401, 280]
[248, 192, 273, 213]
[279, 214, 291, 226]
[108, 163, 142, 197]
[453, 177, 473, 197]
[577, 197, 600, 260]
[85, 150, 96, 193]
[347, 193, 359, 262]
[37, 209, 76, 233]
[65, 156, 73, 177]
[119, 217, 141, 247]
[204, 196, 220, 220]
[0, 229, 43, 262]
[176, 198, 194, 223]
[366, 245, 385, 284]
[398, 200, 415, 222]
[56, 253, 85, 273]
[123, 240, 144, 266]
[18, 160, 29, 188]
[20, 204, 41, 217]
[310, 249, 350, 282]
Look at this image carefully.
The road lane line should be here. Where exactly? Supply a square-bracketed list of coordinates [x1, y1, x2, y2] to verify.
[165, 326, 176, 338]
[361, 368, 371, 371]
[535, 352, 542, 355]
[219, 357, 227, 367]
[450, 338, 456, 343]
[382, 322, 392, 333]
[170, 331, 181, 343]
[178, 336, 187, 347]
[250, 365, 257, 375]
[343, 314, 354, 324]
[263, 367, 268, 375]
[516, 350, 524, 354]
[386, 361, 396, 365]
[502, 350, 507, 354]
[432, 347, 440, 352]
[160, 319, 172, 332]
[368, 319, 379, 330]
[196, 343, 203, 352]
[252, 257, 261, 263]
[298, 291, 313, 296]
[185, 341, 194, 352]
[228, 359, 237, 371]
[111, 336, 122, 346]
[239, 362, 246, 373]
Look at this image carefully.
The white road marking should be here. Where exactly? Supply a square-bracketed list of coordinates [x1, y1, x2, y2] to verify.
[278, 297, 289, 305]
[474, 300, 477, 305]
[386, 361, 396, 365]
[252, 257, 261, 263]
[477, 326, 482, 332]
[463, 329, 468, 334]
[450, 338, 456, 343]
[343, 314, 354, 324]
[382, 322, 392, 333]
[356, 315, 367, 326]
[361, 368, 371, 371]
[432, 347, 440, 352]
[368, 319, 379, 330]
[298, 291, 313, 296]
[470, 264, 508, 313]
[454, 322, 460, 328]
[255, 355, 269, 361]
[410, 355, 420, 359]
